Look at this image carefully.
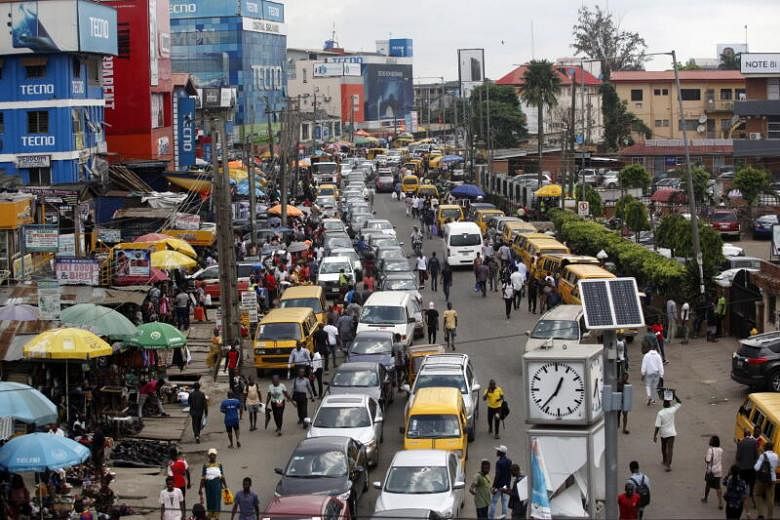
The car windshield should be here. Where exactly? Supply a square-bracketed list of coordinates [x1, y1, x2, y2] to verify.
[257, 323, 302, 341]
[285, 450, 347, 477]
[384, 466, 449, 494]
[531, 319, 579, 340]
[320, 261, 351, 274]
[280, 298, 323, 313]
[414, 373, 467, 393]
[351, 336, 392, 355]
[403, 177, 417, 185]
[334, 251, 359, 263]
[368, 222, 392, 230]
[440, 209, 461, 220]
[385, 278, 416, 290]
[331, 370, 379, 387]
[361, 305, 406, 325]
[313, 407, 371, 428]
[450, 233, 481, 247]
[384, 261, 410, 271]
[406, 414, 461, 439]
[712, 212, 737, 223]
[380, 250, 406, 260]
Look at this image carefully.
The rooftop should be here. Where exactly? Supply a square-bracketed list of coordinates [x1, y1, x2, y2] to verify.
[619, 139, 734, 156]
[496, 64, 601, 87]
[611, 70, 744, 82]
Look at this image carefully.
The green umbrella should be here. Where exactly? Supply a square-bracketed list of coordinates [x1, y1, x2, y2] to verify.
[60, 303, 137, 339]
[128, 321, 187, 349]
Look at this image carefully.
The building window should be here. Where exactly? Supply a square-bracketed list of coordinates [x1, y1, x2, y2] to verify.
[769, 79, 780, 101]
[25, 65, 46, 78]
[654, 119, 670, 127]
[630, 89, 643, 101]
[721, 119, 732, 132]
[72, 57, 81, 78]
[653, 88, 669, 96]
[680, 89, 701, 101]
[28, 168, 51, 186]
[736, 88, 746, 100]
[678, 118, 699, 131]
[27, 111, 49, 133]
[151, 94, 163, 129]
[720, 89, 733, 100]
[768, 116, 780, 139]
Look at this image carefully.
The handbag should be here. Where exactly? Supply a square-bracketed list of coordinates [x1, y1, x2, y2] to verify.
[704, 448, 716, 485]
[222, 488, 234, 505]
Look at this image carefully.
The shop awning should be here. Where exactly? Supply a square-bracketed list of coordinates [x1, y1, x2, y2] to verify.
[650, 189, 686, 203]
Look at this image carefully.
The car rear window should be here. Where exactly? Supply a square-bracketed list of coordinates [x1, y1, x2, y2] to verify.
[738, 344, 765, 357]
[712, 212, 737, 222]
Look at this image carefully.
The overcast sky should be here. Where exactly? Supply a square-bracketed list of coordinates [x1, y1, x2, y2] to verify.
[286, 0, 777, 81]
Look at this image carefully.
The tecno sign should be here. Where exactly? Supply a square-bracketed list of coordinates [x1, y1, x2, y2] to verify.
[741, 53, 780, 74]
[170, 3, 196, 14]
[20, 84, 54, 95]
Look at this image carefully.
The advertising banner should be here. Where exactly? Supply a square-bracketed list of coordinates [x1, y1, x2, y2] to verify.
[23, 224, 59, 252]
[37, 279, 61, 320]
[344, 63, 361, 76]
[56, 233, 83, 257]
[313, 62, 344, 78]
[363, 64, 413, 122]
[458, 48, 485, 97]
[17, 154, 51, 168]
[389, 38, 413, 58]
[260, 0, 284, 22]
[97, 227, 122, 243]
[176, 96, 196, 169]
[114, 248, 150, 277]
[55, 257, 100, 285]
[170, 0, 239, 19]
[741, 53, 780, 75]
[241, 17, 287, 36]
[77, 0, 118, 54]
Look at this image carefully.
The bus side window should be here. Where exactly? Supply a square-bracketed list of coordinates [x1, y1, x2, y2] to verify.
[754, 410, 767, 432]
[764, 420, 776, 442]
[739, 399, 753, 417]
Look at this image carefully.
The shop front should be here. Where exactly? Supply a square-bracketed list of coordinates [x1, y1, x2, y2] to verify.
[0, 193, 35, 282]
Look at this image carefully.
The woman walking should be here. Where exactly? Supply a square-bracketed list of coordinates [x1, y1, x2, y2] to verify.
[702, 435, 724, 509]
[265, 374, 293, 436]
[245, 377, 262, 431]
[198, 448, 226, 520]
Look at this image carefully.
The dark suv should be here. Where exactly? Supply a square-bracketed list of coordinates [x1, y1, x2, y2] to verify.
[732, 331, 780, 391]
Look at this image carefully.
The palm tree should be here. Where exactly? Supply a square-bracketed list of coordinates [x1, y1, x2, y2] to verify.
[520, 60, 562, 186]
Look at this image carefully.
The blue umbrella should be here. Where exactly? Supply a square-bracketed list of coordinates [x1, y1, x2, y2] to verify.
[0, 433, 90, 472]
[0, 382, 57, 426]
[450, 183, 485, 199]
[442, 155, 464, 164]
[236, 180, 266, 197]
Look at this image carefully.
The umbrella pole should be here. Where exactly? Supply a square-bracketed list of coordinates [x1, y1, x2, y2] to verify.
[65, 361, 69, 426]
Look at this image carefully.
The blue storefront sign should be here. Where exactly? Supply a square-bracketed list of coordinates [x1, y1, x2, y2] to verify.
[77, 0, 118, 54]
[260, 0, 283, 22]
[177, 96, 196, 168]
[389, 38, 413, 58]
[170, 0, 240, 19]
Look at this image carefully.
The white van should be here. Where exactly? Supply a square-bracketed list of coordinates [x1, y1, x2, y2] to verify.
[444, 222, 483, 267]
[357, 291, 417, 346]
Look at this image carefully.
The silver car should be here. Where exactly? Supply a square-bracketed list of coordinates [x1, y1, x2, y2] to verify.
[373, 450, 465, 519]
[306, 394, 384, 467]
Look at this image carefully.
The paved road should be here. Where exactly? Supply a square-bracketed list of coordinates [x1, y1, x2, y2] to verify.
[134, 193, 751, 519]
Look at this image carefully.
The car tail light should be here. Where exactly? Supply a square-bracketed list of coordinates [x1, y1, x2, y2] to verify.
[747, 357, 769, 365]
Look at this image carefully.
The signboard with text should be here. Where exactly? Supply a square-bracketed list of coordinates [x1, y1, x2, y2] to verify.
[37, 280, 61, 320]
[741, 53, 780, 74]
[114, 248, 150, 277]
[55, 257, 100, 285]
[23, 224, 59, 252]
[17, 154, 50, 168]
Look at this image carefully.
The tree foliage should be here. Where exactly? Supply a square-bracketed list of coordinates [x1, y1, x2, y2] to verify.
[719, 51, 741, 70]
[673, 165, 713, 204]
[618, 164, 652, 190]
[733, 165, 772, 207]
[624, 199, 650, 240]
[571, 5, 647, 80]
[574, 184, 603, 217]
[467, 83, 528, 148]
[602, 83, 652, 151]
[520, 60, 561, 183]
[614, 194, 636, 222]
[675, 58, 702, 71]
[655, 214, 724, 268]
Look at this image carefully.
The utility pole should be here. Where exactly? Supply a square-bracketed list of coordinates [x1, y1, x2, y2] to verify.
[569, 70, 577, 197]
[280, 104, 288, 228]
[245, 133, 257, 244]
[485, 80, 493, 173]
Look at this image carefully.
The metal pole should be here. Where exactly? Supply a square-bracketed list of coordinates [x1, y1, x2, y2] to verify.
[486, 80, 492, 173]
[246, 134, 257, 244]
[603, 329, 618, 520]
[570, 72, 577, 196]
[280, 105, 288, 228]
[671, 50, 706, 297]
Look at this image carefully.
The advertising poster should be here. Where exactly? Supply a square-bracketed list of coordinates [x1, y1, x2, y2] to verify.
[37, 279, 61, 321]
[23, 224, 59, 252]
[55, 258, 100, 286]
[149, 0, 159, 86]
[176, 95, 196, 169]
[362, 64, 413, 122]
[76, 0, 118, 55]
[114, 248, 151, 277]
[260, 0, 284, 22]
[458, 48, 485, 97]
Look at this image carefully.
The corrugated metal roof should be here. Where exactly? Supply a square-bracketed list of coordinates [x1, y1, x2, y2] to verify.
[611, 70, 744, 82]
[619, 139, 733, 156]
[496, 64, 602, 87]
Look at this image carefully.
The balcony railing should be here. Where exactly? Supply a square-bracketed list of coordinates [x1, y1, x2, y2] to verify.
[705, 99, 734, 112]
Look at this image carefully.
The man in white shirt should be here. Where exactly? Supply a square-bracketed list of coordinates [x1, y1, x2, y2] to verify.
[653, 392, 682, 471]
[640, 345, 664, 406]
[665, 298, 678, 344]
[680, 301, 691, 344]
[754, 441, 779, 519]
[287, 345, 311, 378]
[160, 477, 185, 520]
[509, 267, 525, 310]
[310, 350, 324, 398]
[323, 321, 339, 367]
[416, 253, 428, 288]
[498, 243, 512, 269]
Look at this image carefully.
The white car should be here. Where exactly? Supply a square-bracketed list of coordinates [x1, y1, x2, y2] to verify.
[322, 218, 347, 234]
[524, 305, 593, 352]
[306, 394, 384, 467]
[317, 256, 356, 297]
[373, 450, 465, 519]
[363, 219, 396, 237]
[330, 248, 363, 276]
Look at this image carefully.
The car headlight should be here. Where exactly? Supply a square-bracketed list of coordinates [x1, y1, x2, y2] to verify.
[255, 349, 266, 355]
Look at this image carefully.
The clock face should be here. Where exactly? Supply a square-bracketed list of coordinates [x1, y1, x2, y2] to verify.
[529, 361, 586, 420]
[590, 355, 604, 417]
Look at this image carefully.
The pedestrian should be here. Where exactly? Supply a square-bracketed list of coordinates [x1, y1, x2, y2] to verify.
[507, 464, 527, 519]
[311, 349, 324, 398]
[425, 302, 439, 344]
[188, 382, 207, 443]
[266, 374, 292, 436]
[702, 435, 724, 509]
[527, 277, 538, 314]
[174, 289, 191, 331]
[651, 321, 668, 364]
[510, 267, 524, 310]
[291, 367, 315, 428]
[753, 441, 778, 520]
[470, 459, 492, 520]
[138, 378, 168, 418]
[167, 448, 191, 507]
[723, 464, 750, 520]
[706, 301, 719, 342]
[489, 445, 512, 520]
[245, 377, 262, 431]
[618, 482, 641, 520]
[487, 256, 499, 292]
[477, 261, 489, 297]
[617, 370, 630, 434]
[416, 252, 428, 289]
[653, 392, 682, 471]
[230, 374, 247, 420]
[336, 311, 355, 355]
[160, 476, 185, 520]
[287, 343, 311, 379]
[665, 297, 678, 344]
[428, 252, 441, 292]
[441, 263, 453, 302]
[545, 286, 562, 310]
[502, 280, 514, 319]
[617, 334, 629, 380]
[323, 319, 339, 369]
[223, 343, 241, 379]
[640, 343, 664, 406]
[715, 294, 727, 337]
[736, 427, 760, 511]
[627, 461, 651, 520]
[199, 449, 226, 520]
[680, 301, 691, 344]
[473, 252, 482, 284]
[230, 477, 259, 520]
[484, 379, 505, 438]
[442, 302, 458, 351]
[220, 391, 242, 449]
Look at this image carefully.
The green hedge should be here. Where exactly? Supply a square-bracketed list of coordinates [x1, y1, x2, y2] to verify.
[549, 209, 685, 290]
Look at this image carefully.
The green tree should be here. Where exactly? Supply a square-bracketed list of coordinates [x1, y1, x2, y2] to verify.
[675, 58, 702, 71]
[733, 165, 772, 215]
[468, 83, 528, 148]
[520, 60, 561, 185]
[618, 164, 652, 191]
[614, 194, 636, 222]
[574, 184, 603, 217]
[674, 165, 713, 204]
[718, 51, 741, 70]
[601, 84, 652, 151]
[624, 199, 650, 241]
[655, 214, 724, 268]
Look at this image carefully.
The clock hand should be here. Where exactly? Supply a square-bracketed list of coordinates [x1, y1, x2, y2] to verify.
[540, 377, 564, 409]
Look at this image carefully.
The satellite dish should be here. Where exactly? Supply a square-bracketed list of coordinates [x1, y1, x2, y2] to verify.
[697, 125, 706, 134]
[698, 114, 707, 124]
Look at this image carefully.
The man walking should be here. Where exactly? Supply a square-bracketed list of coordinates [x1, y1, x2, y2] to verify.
[266, 374, 291, 436]
[715, 294, 727, 337]
[489, 446, 512, 520]
[428, 252, 441, 292]
[287, 344, 311, 379]
[442, 302, 458, 351]
[441, 263, 453, 302]
[502, 280, 514, 320]
[527, 277, 538, 314]
[416, 252, 428, 289]
[627, 461, 651, 520]
[680, 301, 691, 344]
[477, 261, 490, 297]
[653, 392, 682, 471]
[323, 319, 339, 369]
[510, 266, 525, 310]
[507, 464, 527, 519]
[188, 382, 207, 444]
[640, 343, 664, 406]
[311, 349, 324, 398]
[665, 298, 678, 344]
[336, 311, 355, 355]
[425, 302, 439, 344]
[174, 289, 191, 331]
[220, 391, 242, 449]
[470, 459, 492, 520]
[167, 448, 191, 507]
[231, 477, 259, 520]
[618, 482, 641, 520]
[753, 441, 778, 520]
[736, 427, 760, 512]
[291, 367, 315, 428]
[160, 476, 185, 520]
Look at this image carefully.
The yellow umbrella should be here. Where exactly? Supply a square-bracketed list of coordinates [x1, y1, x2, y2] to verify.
[535, 184, 563, 198]
[267, 204, 303, 218]
[134, 235, 197, 258]
[23, 328, 113, 360]
[151, 249, 198, 270]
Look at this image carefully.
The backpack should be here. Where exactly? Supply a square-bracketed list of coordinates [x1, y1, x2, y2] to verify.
[630, 475, 651, 507]
[500, 400, 510, 420]
[724, 477, 745, 506]
[757, 453, 774, 483]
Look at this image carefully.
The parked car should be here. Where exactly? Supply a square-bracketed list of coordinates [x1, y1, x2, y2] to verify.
[710, 210, 741, 239]
[347, 331, 397, 376]
[379, 258, 413, 281]
[274, 436, 369, 516]
[262, 495, 350, 520]
[601, 171, 620, 189]
[318, 256, 356, 298]
[306, 394, 384, 467]
[363, 219, 396, 238]
[731, 331, 780, 391]
[373, 450, 465, 519]
[380, 272, 422, 303]
[753, 214, 779, 239]
[327, 361, 394, 407]
[187, 263, 252, 302]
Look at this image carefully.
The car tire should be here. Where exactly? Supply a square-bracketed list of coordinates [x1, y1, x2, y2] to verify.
[769, 370, 780, 392]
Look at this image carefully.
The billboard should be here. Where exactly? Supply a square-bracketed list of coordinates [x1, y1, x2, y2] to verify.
[313, 62, 362, 78]
[114, 248, 151, 277]
[77, 0, 118, 54]
[23, 224, 59, 252]
[55, 258, 100, 286]
[389, 38, 413, 58]
[176, 95, 196, 169]
[261, 0, 284, 22]
[741, 53, 780, 75]
[363, 64, 413, 122]
[458, 48, 485, 97]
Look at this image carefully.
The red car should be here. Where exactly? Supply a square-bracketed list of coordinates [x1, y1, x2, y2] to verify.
[710, 210, 741, 239]
[262, 495, 350, 520]
[188, 264, 252, 302]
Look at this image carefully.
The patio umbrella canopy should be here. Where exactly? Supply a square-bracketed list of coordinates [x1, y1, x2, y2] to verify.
[267, 204, 303, 218]
[23, 328, 113, 360]
[0, 433, 90, 472]
[151, 250, 197, 270]
[134, 236, 197, 259]
[129, 321, 187, 349]
[0, 382, 57, 425]
[60, 303, 137, 339]
[535, 184, 563, 198]
[0, 304, 39, 321]
[450, 183, 485, 199]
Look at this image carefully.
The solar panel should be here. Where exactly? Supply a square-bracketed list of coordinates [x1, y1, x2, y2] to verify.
[579, 277, 645, 330]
